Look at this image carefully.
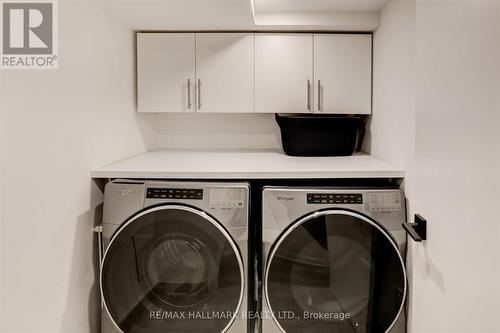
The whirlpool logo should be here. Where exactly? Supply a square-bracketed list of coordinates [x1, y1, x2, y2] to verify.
[276, 195, 294, 201]
[1, 0, 58, 69]
[117, 189, 135, 197]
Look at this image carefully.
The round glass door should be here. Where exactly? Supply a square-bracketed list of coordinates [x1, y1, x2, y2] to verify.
[265, 210, 406, 333]
[101, 205, 244, 333]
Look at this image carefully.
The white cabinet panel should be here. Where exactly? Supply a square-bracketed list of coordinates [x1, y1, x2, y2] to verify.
[196, 33, 254, 113]
[255, 34, 313, 113]
[137, 33, 195, 113]
[136, 33, 372, 114]
[314, 34, 372, 114]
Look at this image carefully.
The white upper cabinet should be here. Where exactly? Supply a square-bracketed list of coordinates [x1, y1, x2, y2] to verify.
[255, 34, 313, 113]
[313, 34, 372, 114]
[196, 33, 254, 113]
[137, 33, 195, 113]
[136, 32, 372, 114]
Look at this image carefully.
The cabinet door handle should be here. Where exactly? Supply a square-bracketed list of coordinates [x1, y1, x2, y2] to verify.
[197, 79, 201, 109]
[187, 78, 192, 109]
[317, 80, 321, 111]
[307, 80, 311, 111]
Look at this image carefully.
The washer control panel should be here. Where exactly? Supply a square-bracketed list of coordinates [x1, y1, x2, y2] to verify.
[146, 188, 203, 200]
[209, 189, 245, 208]
[307, 193, 363, 205]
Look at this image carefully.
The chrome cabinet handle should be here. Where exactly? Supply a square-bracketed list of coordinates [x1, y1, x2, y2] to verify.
[317, 80, 321, 111]
[197, 79, 201, 109]
[307, 80, 311, 111]
[187, 78, 192, 109]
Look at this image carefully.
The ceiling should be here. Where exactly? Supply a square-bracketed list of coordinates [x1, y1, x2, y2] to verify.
[251, 0, 386, 30]
[91, 0, 256, 30]
[90, 0, 387, 31]
[252, 0, 390, 13]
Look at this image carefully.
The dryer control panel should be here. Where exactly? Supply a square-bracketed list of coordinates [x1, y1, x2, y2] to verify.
[368, 192, 402, 211]
[146, 188, 203, 200]
[307, 193, 363, 204]
[209, 188, 245, 208]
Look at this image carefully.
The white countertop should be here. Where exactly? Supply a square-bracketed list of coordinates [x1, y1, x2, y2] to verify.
[91, 150, 404, 179]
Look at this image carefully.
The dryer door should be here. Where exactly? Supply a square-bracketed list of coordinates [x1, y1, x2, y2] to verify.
[265, 210, 406, 333]
[101, 204, 244, 333]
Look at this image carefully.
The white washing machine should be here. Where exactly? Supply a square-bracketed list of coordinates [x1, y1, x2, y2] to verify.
[261, 187, 407, 333]
[99, 180, 250, 333]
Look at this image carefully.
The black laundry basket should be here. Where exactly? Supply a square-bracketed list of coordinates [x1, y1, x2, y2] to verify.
[275, 114, 364, 156]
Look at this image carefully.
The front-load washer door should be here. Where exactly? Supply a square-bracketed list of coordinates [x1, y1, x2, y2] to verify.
[265, 210, 406, 333]
[101, 204, 244, 333]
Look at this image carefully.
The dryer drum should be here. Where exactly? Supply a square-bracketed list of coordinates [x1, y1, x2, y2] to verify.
[265, 210, 406, 333]
[144, 233, 219, 307]
[100, 205, 245, 333]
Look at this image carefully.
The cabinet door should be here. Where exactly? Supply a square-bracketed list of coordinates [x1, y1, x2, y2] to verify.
[314, 34, 372, 114]
[137, 33, 195, 113]
[255, 34, 313, 113]
[196, 33, 254, 113]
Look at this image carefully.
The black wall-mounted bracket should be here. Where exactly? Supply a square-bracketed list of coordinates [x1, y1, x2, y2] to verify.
[402, 214, 427, 242]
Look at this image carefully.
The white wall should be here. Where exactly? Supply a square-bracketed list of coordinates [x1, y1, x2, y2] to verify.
[410, 1, 500, 332]
[365, 0, 415, 169]
[373, 1, 500, 332]
[0, 0, 155, 332]
[0, 62, 3, 327]
[142, 113, 282, 150]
